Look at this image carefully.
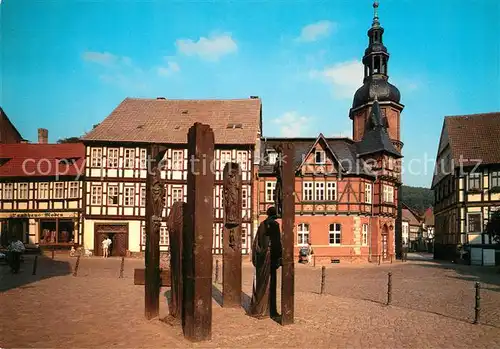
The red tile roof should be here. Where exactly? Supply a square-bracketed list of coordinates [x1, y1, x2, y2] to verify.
[0, 143, 85, 178]
[82, 97, 262, 145]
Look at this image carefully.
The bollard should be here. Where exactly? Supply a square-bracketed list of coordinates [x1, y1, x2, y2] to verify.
[32, 255, 38, 275]
[119, 256, 125, 278]
[378, 255, 381, 265]
[390, 254, 393, 264]
[387, 272, 392, 305]
[51, 249, 55, 260]
[320, 266, 326, 294]
[215, 259, 220, 284]
[473, 282, 481, 324]
[73, 255, 80, 277]
[313, 255, 316, 267]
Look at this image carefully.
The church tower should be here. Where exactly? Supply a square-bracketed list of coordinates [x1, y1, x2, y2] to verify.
[350, 1, 404, 152]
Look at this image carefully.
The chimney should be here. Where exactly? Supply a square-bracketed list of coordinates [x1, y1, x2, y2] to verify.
[38, 128, 48, 144]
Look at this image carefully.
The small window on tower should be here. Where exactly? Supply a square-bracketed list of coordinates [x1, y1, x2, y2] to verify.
[374, 56, 381, 74]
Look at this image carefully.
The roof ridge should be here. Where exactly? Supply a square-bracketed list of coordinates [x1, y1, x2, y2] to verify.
[445, 111, 500, 119]
[125, 97, 261, 102]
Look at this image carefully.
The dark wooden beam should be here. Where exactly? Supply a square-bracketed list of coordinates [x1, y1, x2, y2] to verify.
[281, 142, 295, 326]
[183, 123, 215, 342]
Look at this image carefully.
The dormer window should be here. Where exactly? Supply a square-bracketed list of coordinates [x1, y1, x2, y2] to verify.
[315, 150, 325, 164]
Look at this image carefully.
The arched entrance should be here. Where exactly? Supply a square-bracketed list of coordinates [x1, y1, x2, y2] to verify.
[381, 224, 389, 260]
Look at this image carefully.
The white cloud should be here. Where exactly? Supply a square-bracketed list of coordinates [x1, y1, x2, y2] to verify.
[176, 33, 237, 61]
[296, 20, 337, 42]
[273, 111, 312, 137]
[82, 51, 118, 66]
[157, 61, 180, 77]
[310, 60, 364, 99]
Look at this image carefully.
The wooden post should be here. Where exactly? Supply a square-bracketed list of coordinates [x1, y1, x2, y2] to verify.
[145, 145, 166, 320]
[167, 201, 185, 320]
[222, 162, 242, 308]
[119, 257, 125, 278]
[73, 256, 80, 277]
[281, 142, 295, 326]
[387, 272, 392, 305]
[51, 249, 54, 260]
[183, 123, 214, 342]
[215, 259, 220, 284]
[32, 255, 38, 275]
[473, 282, 481, 324]
[320, 266, 326, 294]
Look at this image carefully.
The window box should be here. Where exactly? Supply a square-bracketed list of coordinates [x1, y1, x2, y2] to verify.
[489, 186, 500, 194]
[467, 188, 482, 194]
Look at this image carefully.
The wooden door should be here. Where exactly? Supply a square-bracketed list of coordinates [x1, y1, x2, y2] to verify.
[382, 234, 388, 260]
[110, 233, 128, 257]
[94, 224, 128, 257]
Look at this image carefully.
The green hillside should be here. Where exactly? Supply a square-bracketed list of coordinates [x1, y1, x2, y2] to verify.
[401, 185, 433, 215]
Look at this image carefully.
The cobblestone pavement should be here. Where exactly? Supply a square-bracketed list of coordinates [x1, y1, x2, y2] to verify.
[1, 255, 499, 348]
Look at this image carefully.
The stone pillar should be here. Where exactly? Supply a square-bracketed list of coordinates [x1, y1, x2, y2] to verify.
[281, 142, 295, 326]
[183, 123, 215, 342]
[145, 145, 166, 320]
[222, 162, 242, 308]
[166, 201, 186, 321]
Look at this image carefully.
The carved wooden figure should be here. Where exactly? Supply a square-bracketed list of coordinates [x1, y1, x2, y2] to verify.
[182, 123, 215, 342]
[145, 145, 167, 320]
[167, 201, 186, 321]
[222, 162, 242, 308]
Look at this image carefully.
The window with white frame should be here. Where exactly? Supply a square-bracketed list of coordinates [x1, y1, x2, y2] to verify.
[172, 150, 183, 170]
[329, 223, 341, 245]
[362, 224, 368, 245]
[160, 226, 169, 245]
[267, 152, 277, 165]
[38, 183, 49, 200]
[124, 149, 135, 169]
[303, 182, 313, 201]
[315, 150, 326, 164]
[107, 148, 119, 168]
[172, 186, 183, 203]
[220, 150, 231, 170]
[3, 183, 13, 199]
[91, 185, 102, 205]
[468, 172, 481, 191]
[297, 223, 309, 245]
[383, 184, 394, 203]
[124, 187, 134, 206]
[140, 187, 146, 207]
[108, 185, 119, 205]
[140, 149, 147, 169]
[18, 183, 28, 200]
[69, 182, 79, 198]
[490, 171, 500, 188]
[237, 151, 248, 171]
[315, 182, 325, 201]
[91, 148, 102, 167]
[265, 181, 276, 202]
[242, 187, 248, 209]
[467, 213, 482, 233]
[54, 182, 64, 199]
[365, 183, 372, 203]
[241, 227, 247, 246]
[326, 182, 336, 201]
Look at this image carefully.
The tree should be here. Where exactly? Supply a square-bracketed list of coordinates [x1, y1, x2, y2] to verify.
[485, 211, 500, 244]
[57, 137, 81, 144]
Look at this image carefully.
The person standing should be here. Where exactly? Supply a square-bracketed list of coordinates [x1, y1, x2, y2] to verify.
[8, 238, 25, 273]
[102, 236, 112, 258]
[307, 242, 314, 265]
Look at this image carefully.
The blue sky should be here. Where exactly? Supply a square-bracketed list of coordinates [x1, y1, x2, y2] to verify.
[1, 0, 499, 187]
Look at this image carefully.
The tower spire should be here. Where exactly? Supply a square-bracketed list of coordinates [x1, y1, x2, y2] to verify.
[372, 1, 380, 28]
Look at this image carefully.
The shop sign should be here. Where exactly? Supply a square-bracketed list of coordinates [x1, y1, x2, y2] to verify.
[0, 212, 79, 219]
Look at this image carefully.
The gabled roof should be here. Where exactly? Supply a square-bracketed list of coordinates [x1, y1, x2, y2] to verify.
[356, 100, 402, 158]
[82, 97, 262, 145]
[0, 143, 85, 178]
[423, 207, 434, 226]
[432, 112, 500, 187]
[0, 107, 23, 142]
[402, 203, 422, 226]
[295, 133, 345, 172]
[259, 136, 375, 178]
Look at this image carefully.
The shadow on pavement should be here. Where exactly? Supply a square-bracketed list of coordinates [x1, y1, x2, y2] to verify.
[0, 254, 72, 292]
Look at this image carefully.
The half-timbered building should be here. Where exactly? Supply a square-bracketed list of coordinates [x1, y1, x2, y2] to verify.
[81, 97, 261, 256]
[0, 140, 85, 248]
[255, 3, 404, 263]
[432, 112, 500, 265]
